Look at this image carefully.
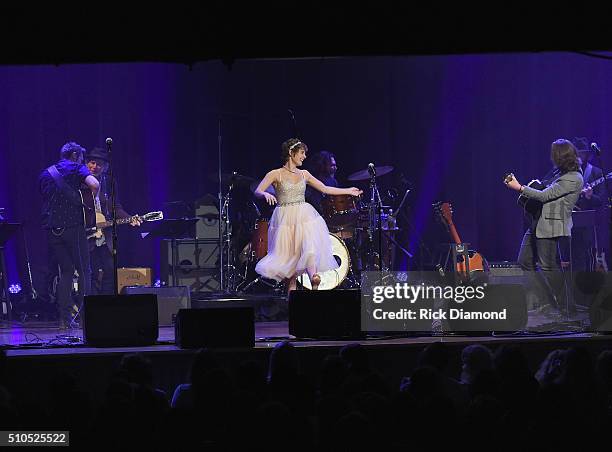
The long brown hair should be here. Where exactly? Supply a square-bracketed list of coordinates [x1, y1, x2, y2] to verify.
[551, 139, 580, 173]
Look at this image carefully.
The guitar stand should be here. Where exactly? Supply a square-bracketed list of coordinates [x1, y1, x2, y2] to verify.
[442, 242, 472, 285]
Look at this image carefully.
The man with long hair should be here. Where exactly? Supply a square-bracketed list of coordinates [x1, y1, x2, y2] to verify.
[505, 139, 584, 317]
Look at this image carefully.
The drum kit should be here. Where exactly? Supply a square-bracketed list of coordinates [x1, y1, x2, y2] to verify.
[215, 163, 411, 293]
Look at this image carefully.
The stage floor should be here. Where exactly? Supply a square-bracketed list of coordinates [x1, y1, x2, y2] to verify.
[0, 311, 597, 358]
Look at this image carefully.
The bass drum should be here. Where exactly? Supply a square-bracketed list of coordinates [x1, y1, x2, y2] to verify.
[300, 233, 350, 290]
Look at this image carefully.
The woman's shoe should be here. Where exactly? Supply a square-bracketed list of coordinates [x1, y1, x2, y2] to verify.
[311, 273, 321, 290]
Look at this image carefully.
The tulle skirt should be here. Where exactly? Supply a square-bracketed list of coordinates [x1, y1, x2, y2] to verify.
[255, 202, 339, 281]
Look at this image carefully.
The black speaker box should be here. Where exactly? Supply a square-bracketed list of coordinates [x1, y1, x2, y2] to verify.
[175, 304, 255, 348]
[122, 285, 191, 326]
[83, 295, 159, 346]
[289, 289, 363, 339]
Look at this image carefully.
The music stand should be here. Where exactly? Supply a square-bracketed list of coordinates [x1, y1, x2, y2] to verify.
[141, 218, 199, 286]
[0, 222, 21, 322]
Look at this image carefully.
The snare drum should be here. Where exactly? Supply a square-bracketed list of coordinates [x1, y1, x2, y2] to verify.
[321, 194, 359, 229]
[251, 218, 269, 260]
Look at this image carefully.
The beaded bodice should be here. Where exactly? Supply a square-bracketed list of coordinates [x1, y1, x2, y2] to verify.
[276, 169, 306, 206]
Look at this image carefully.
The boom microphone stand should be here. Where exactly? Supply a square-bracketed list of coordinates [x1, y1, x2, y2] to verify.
[217, 119, 224, 292]
[105, 137, 119, 296]
[366, 163, 385, 274]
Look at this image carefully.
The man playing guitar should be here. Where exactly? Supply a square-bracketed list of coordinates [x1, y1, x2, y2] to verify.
[504, 139, 584, 317]
[85, 147, 141, 295]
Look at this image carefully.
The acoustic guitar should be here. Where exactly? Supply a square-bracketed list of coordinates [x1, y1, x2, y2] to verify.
[433, 201, 488, 281]
[504, 173, 544, 222]
[505, 171, 612, 222]
[80, 188, 163, 247]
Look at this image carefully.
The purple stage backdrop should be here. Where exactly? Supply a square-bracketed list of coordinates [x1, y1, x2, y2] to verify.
[1, 52, 611, 294]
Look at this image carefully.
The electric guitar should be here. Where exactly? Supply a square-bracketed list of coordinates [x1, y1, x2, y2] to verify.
[80, 188, 163, 246]
[579, 171, 612, 198]
[588, 221, 608, 273]
[433, 201, 488, 281]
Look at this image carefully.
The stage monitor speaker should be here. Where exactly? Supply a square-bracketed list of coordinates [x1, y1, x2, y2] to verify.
[122, 286, 191, 326]
[289, 289, 363, 339]
[175, 305, 254, 348]
[160, 238, 221, 292]
[82, 295, 159, 346]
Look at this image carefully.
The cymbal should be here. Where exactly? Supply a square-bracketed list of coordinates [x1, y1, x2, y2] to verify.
[347, 165, 394, 181]
[209, 172, 255, 187]
[250, 180, 276, 195]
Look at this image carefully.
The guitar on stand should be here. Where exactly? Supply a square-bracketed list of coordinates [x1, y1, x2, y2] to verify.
[433, 201, 489, 283]
[588, 218, 608, 273]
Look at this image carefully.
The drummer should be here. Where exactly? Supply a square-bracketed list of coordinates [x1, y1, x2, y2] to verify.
[305, 150, 338, 214]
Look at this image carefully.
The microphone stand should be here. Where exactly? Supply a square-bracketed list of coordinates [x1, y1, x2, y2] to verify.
[217, 118, 225, 292]
[591, 145, 612, 277]
[376, 182, 384, 272]
[367, 166, 385, 275]
[221, 173, 236, 292]
[106, 139, 119, 296]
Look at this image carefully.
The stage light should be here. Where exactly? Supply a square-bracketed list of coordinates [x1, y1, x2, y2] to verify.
[154, 279, 161, 287]
[8, 283, 22, 294]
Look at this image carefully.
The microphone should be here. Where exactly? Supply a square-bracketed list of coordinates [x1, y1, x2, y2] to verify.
[591, 142, 602, 156]
[105, 137, 113, 147]
[368, 163, 376, 177]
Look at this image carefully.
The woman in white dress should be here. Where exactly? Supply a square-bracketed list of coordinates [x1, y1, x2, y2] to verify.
[253, 138, 362, 292]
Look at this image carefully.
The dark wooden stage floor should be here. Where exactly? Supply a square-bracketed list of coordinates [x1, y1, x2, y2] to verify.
[0, 313, 597, 356]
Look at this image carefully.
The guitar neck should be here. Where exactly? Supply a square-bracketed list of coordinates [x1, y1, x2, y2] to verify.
[585, 172, 612, 191]
[99, 215, 138, 229]
[447, 223, 462, 244]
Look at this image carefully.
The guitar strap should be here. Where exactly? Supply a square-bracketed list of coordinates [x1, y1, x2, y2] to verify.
[47, 165, 85, 207]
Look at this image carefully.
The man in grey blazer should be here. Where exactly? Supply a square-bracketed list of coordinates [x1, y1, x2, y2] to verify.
[505, 139, 584, 316]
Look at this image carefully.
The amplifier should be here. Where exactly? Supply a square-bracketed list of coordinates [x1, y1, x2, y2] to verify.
[117, 267, 152, 293]
[488, 261, 525, 285]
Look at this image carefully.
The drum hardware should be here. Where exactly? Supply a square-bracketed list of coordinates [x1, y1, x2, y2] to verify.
[321, 194, 360, 230]
[213, 166, 257, 292]
[364, 163, 387, 271]
[219, 173, 236, 292]
[235, 217, 284, 293]
[237, 275, 283, 293]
